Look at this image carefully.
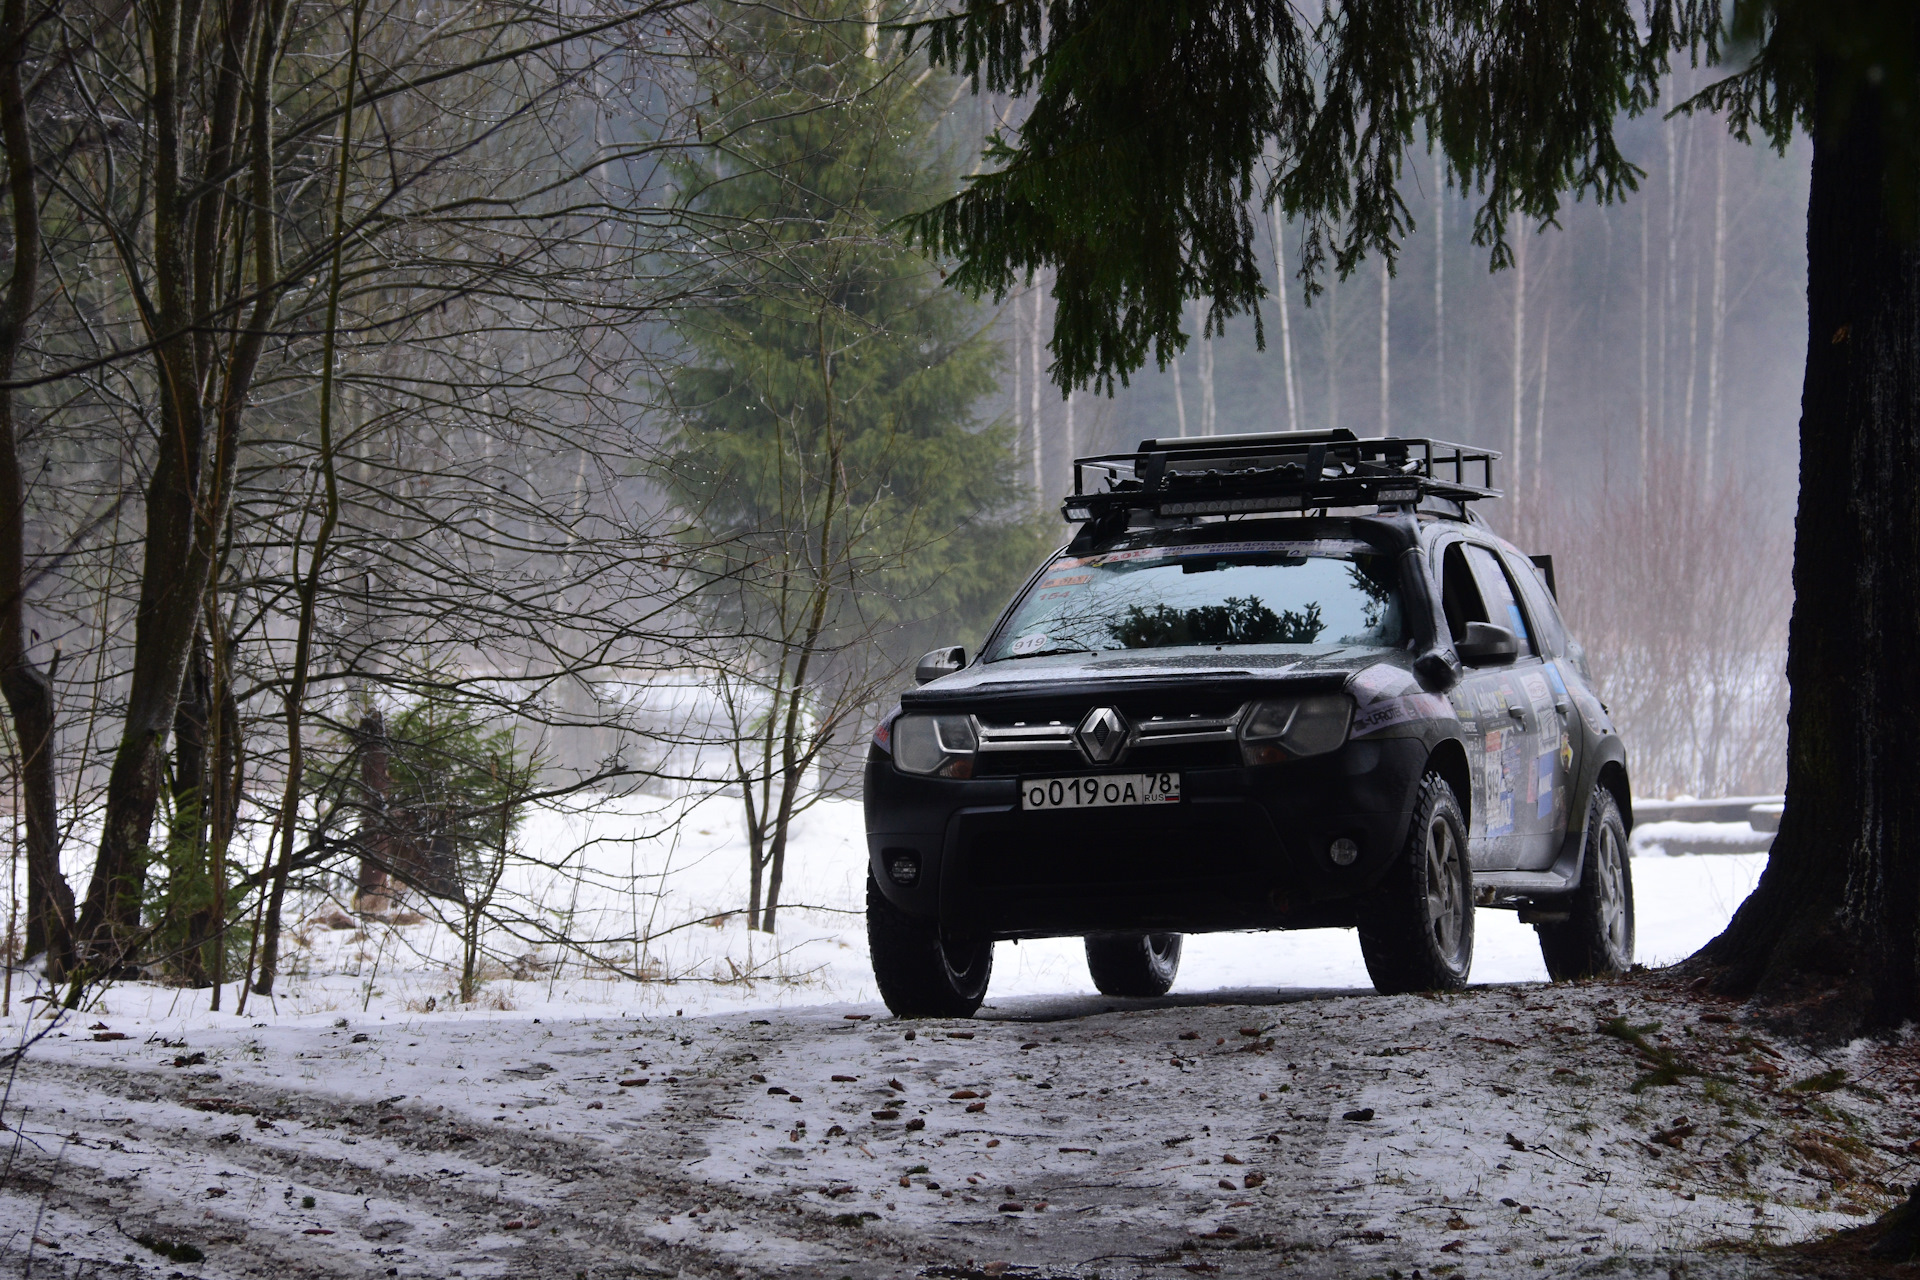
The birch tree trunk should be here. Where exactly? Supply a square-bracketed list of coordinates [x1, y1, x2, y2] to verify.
[1432, 152, 1445, 429]
[1267, 198, 1299, 431]
[1704, 132, 1728, 480]
[1378, 264, 1390, 436]
[1172, 350, 1189, 437]
[1194, 297, 1216, 435]
[1639, 198, 1651, 503]
[1532, 321, 1550, 510]
[1510, 232, 1527, 510]
[1682, 251, 1701, 477]
[1028, 286, 1043, 497]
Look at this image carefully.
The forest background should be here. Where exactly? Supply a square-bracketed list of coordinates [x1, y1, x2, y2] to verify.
[0, 0, 1797, 1003]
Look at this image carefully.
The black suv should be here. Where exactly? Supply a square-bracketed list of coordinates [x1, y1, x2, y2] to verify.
[864, 430, 1633, 1017]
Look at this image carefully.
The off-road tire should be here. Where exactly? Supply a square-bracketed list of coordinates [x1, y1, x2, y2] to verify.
[1358, 772, 1474, 994]
[1084, 933, 1183, 997]
[866, 873, 993, 1018]
[1536, 788, 1635, 980]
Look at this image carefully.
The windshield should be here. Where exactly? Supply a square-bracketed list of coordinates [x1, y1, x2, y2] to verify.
[985, 538, 1406, 661]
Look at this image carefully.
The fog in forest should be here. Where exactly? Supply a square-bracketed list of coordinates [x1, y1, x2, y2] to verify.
[995, 101, 1806, 800]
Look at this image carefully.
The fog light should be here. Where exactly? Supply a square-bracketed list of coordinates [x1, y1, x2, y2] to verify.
[885, 849, 921, 887]
[1328, 837, 1360, 867]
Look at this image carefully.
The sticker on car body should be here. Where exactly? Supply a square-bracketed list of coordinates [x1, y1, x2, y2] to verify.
[1349, 692, 1454, 738]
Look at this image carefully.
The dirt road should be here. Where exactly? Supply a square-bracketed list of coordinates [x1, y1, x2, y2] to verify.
[2, 980, 1911, 1278]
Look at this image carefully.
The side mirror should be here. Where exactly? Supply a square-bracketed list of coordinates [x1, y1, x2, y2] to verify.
[1456, 621, 1518, 666]
[1413, 648, 1460, 692]
[915, 645, 966, 684]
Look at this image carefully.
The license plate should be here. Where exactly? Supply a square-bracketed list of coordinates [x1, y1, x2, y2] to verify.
[1022, 772, 1181, 810]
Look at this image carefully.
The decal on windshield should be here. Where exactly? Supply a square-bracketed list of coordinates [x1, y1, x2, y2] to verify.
[1009, 633, 1052, 656]
[1054, 539, 1374, 570]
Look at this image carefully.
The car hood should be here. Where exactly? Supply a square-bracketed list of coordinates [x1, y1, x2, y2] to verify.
[902, 645, 1418, 709]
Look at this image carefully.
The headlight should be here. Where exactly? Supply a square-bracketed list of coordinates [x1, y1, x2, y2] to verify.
[891, 714, 978, 778]
[1239, 693, 1353, 764]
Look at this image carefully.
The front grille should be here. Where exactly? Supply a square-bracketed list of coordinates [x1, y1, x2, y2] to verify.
[966, 699, 1246, 775]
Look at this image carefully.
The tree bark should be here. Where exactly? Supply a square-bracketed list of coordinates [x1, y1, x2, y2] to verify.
[1695, 67, 1920, 1033]
[167, 631, 213, 984]
[353, 710, 392, 914]
[0, 0, 75, 974]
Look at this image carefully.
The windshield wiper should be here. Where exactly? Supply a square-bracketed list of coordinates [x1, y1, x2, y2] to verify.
[990, 644, 1096, 662]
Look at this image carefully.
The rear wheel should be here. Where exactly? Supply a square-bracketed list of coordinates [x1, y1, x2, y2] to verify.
[866, 873, 992, 1018]
[1537, 788, 1635, 980]
[1358, 772, 1473, 994]
[1084, 933, 1183, 997]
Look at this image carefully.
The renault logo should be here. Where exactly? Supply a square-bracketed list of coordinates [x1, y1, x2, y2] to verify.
[1075, 706, 1130, 764]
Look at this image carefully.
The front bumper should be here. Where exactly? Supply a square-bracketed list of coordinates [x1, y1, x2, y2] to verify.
[863, 737, 1428, 939]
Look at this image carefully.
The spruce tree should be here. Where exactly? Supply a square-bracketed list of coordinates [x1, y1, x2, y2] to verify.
[663, 0, 1045, 928]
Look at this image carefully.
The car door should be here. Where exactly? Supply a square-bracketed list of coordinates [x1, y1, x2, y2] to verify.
[1501, 548, 1583, 857]
[1435, 539, 1530, 871]
[1459, 543, 1564, 869]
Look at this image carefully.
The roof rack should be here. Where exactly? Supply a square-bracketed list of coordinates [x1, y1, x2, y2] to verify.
[1061, 429, 1500, 527]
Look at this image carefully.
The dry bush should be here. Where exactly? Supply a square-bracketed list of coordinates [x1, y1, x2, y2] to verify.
[1522, 455, 1790, 799]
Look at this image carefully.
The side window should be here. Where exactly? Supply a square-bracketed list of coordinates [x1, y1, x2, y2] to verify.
[1463, 544, 1536, 657]
[1438, 542, 1488, 641]
[1503, 550, 1568, 657]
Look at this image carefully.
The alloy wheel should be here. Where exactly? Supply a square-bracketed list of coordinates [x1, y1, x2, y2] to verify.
[1425, 816, 1468, 967]
[1595, 823, 1629, 961]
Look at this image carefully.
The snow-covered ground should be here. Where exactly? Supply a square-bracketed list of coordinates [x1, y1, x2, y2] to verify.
[11, 796, 1889, 1280]
[21, 793, 1771, 1028]
[4, 968, 1912, 1278]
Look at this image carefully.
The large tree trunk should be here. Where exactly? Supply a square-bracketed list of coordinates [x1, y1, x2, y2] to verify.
[73, 0, 264, 978]
[1694, 69, 1920, 1033]
[0, 0, 75, 975]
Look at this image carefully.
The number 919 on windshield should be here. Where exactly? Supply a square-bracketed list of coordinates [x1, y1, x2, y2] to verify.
[1022, 772, 1181, 810]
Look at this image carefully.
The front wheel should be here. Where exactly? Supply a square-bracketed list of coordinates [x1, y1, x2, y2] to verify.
[866, 873, 992, 1018]
[1537, 788, 1634, 980]
[1085, 933, 1183, 997]
[1358, 772, 1473, 994]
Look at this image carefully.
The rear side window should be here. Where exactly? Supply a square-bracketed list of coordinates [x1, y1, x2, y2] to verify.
[1503, 550, 1568, 657]
[1463, 544, 1536, 657]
